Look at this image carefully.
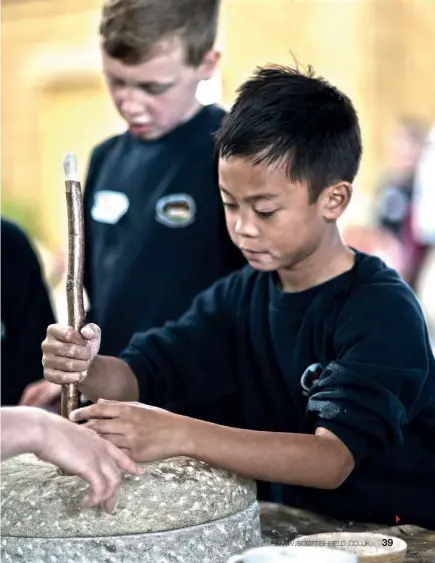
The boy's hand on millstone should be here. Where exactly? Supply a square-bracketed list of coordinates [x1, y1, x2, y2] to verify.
[70, 399, 186, 463]
[42, 323, 101, 385]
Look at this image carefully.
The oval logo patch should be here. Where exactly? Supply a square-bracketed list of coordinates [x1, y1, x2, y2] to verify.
[155, 194, 196, 228]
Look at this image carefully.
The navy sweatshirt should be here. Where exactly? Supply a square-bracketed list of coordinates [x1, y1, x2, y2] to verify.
[120, 251, 435, 529]
[83, 104, 245, 357]
[1, 219, 56, 405]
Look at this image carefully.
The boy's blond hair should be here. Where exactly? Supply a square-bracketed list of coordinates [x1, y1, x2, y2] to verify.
[100, 0, 221, 66]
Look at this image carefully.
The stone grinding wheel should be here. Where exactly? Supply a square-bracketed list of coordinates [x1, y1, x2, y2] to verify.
[1, 454, 262, 562]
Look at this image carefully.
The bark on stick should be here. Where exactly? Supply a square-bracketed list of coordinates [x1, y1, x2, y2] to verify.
[62, 152, 86, 419]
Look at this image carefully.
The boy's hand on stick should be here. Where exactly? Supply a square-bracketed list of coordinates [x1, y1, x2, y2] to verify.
[42, 323, 101, 385]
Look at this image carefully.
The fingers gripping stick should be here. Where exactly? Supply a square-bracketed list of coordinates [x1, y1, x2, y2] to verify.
[62, 153, 86, 420]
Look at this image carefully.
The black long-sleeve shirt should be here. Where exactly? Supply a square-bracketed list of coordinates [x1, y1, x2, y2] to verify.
[83, 104, 245, 357]
[120, 250, 435, 529]
[1, 219, 56, 405]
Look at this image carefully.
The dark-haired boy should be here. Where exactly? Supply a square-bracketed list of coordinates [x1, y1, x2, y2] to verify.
[42, 65, 435, 529]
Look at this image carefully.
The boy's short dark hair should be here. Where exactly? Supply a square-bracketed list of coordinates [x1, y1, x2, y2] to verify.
[215, 64, 363, 202]
[100, 0, 221, 66]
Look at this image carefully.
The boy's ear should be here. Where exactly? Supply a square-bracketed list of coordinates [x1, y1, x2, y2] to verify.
[319, 181, 353, 220]
[198, 48, 221, 80]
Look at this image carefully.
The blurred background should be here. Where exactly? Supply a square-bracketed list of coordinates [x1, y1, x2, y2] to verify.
[2, 0, 435, 334]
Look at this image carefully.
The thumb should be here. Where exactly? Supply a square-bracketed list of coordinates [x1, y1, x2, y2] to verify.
[81, 323, 101, 341]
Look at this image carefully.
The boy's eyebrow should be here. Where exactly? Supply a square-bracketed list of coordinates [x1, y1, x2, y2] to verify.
[105, 73, 174, 88]
[220, 186, 280, 202]
[137, 80, 174, 88]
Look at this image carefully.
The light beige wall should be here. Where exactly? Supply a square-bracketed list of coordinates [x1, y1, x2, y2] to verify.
[2, 0, 100, 196]
[1, 0, 124, 247]
[2, 0, 435, 249]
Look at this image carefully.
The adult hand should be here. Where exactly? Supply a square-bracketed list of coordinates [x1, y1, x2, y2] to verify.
[36, 410, 142, 512]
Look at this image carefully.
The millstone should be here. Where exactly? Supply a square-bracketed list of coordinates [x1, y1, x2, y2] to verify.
[1, 454, 262, 563]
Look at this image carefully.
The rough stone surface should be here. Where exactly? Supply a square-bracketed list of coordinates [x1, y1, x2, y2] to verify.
[1, 454, 257, 536]
[1, 454, 262, 563]
[2, 503, 261, 563]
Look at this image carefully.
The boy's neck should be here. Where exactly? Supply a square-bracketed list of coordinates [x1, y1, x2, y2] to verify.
[277, 230, 355, 293]
[179, 99, 204, 128]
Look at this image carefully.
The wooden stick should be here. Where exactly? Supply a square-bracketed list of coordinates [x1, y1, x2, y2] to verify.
[61, 153, 86, 419]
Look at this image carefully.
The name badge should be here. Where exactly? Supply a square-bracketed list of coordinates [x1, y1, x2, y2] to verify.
[91, 191, 130, 224]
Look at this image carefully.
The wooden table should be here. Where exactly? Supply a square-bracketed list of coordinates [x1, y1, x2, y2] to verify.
[259, 503, 435, 562]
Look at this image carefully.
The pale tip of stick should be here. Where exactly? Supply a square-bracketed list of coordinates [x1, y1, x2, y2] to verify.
[63, 152, 79, 181]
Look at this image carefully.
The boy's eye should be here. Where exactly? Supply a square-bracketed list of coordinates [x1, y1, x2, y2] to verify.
[140, 84, 172, 96]
[255, 210, 277, 219]
[109, 78, 125, 88]
[223, 202, 237, 210]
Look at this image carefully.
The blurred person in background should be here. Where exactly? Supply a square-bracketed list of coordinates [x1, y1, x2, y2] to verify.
[21, 0, 245, 407]
[413, 121, 435, 247]
[412, 121, 435, 345]
[375, 117, 428, 289]
[1, 218, 60, 407]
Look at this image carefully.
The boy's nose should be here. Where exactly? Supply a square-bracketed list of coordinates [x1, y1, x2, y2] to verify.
[120, 90, 149, 118]
[122, 99, 144, 115]
[234, 217, 259, 238]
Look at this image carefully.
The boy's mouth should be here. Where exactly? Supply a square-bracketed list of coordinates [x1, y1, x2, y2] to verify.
[240, 247, 267, 254]
[129, 122, 153, 134]
[240, 248, 271, 261]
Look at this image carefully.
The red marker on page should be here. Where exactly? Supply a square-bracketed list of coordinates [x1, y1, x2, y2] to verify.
[396, 515, 400, 523]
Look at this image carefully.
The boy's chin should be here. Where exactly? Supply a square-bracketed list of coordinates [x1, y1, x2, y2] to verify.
[245, 258, 277, 271]
[128, 126, 161, 141]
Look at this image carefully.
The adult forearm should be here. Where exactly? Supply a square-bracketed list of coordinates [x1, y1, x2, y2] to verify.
[79, 356, 139, 403]
[0, 407, 43, 460]
[183, 419, 354, 490]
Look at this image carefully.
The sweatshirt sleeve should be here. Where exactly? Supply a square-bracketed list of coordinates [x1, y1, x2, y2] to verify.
[119, 270, 242, 415]
[306, 280, 434, 465]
